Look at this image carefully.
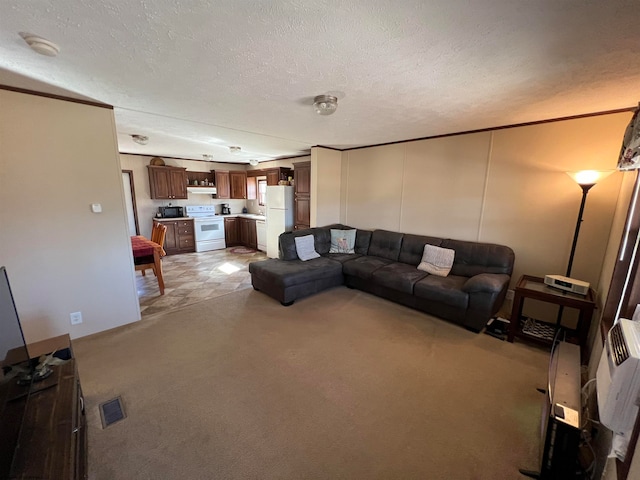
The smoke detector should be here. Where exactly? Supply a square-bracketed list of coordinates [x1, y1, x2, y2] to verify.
[131, 135, 149, 145]
[229, 146, 241, 154]
[20, 33, 60, 57]
[203, 154, 214, 161]
[249, 159, 259, 166]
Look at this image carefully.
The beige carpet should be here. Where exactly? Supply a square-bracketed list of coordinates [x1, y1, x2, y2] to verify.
[74, 286, 548, 480]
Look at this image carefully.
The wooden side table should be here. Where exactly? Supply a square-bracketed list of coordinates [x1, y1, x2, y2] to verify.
[507, 275, 595, 360]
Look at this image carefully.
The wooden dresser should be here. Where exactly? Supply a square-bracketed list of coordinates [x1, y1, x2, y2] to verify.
[0, 335, 87, 479]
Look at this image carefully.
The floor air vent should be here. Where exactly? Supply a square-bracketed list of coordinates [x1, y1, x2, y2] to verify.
[99, 396, 126, 428]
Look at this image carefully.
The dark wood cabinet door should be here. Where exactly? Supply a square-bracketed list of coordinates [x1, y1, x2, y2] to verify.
[230, 171, 247, 199]
[294, 162, 311, 196]
[169, 169, 188, 199]
[266, 169, 280, 186]
[247, 219, 257, 249]
[215, 171, 231, 199]
[239, 217, 249, 245]
[294, 196, 311, 230]
[224, 217, 239, 246]
[148, 166, 187, 199]
[246, 176, 257, 200]
[163, 221, 178, 253]
[148, 166, 172, 199]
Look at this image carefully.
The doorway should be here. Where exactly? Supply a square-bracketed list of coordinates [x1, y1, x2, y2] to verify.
[122, 170, 140, 236]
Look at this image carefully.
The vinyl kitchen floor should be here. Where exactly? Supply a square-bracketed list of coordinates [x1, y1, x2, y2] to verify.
[135, 247, 268, 317]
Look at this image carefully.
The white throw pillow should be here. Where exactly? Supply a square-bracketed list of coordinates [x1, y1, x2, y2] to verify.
[294, 235, 320, 261]
[329, 229, 356, 254]
[417, 244, 455, 277]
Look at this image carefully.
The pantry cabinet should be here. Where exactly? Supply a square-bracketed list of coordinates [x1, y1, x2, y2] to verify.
[147, 165, 188, 200]
[293, 161, 311, 230]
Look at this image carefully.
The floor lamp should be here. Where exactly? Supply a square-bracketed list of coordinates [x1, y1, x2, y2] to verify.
[564, 170, 613, 277]
[554, 170, 613, 336]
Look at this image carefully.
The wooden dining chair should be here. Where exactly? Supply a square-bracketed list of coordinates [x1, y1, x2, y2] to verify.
[135, 223, 167, 278]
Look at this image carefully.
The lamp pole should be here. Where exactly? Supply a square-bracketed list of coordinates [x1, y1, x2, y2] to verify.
[565, 183, 595, 277]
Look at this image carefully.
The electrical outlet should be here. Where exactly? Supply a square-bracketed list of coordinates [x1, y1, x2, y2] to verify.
[70, 311, 83, 325]
[506, 289, 515, 301]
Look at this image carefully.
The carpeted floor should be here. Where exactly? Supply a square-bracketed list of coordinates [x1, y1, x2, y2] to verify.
[74, 286, 548, 480]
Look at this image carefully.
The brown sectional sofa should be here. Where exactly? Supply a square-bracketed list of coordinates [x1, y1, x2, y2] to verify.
[248, 224, 515, 332]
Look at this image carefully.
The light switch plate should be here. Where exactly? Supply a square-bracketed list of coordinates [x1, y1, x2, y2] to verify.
[91, 203, 102, 213]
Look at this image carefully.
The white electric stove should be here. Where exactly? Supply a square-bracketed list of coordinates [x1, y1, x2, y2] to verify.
[185, 206, 226, 252]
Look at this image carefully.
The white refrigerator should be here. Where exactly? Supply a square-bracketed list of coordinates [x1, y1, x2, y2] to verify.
[266, 186, 294, 258]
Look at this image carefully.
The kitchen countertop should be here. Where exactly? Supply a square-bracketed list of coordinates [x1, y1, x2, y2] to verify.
[154, 214, 266, 221]
[221, 214, 266, 221]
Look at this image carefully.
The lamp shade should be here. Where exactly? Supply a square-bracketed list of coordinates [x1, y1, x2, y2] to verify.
[566, 170, 614, 186]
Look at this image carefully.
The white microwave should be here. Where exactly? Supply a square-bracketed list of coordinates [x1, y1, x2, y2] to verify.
[597, 318, 640, 434]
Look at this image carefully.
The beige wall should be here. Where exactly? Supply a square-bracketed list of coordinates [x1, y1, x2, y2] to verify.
[311, 147, 342, 227]
[0, 90, 140, 341]
[341, 113, 632, 295]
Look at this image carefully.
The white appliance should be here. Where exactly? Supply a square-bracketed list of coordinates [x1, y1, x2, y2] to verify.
[256, 220, 266, 252]
[544, 274, 590, 295]
[596, 318, 640, 434]
[185, 205, 226, 252]
[266, 186, 294, 258]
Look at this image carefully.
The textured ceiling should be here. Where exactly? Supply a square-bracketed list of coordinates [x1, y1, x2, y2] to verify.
[1, 1, 639, 164]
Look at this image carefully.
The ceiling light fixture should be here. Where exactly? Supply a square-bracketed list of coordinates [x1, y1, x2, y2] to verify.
[131, 134, 149, 145]
[203, 154, 213, 161]
[313, 95, 338, 115]
[229, 146, 241, 154]
[249, 159, 259, 166]
[19, 33, 60, 57]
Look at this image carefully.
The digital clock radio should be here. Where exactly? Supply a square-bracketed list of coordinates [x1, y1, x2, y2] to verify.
[544, 274, 590, 295]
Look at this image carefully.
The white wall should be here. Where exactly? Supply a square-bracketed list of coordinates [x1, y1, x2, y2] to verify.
[311, 147, 342, 227]
[0, 90, 140, 341]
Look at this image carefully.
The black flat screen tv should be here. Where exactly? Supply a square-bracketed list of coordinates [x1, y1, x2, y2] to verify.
[0, 266, 33, 478]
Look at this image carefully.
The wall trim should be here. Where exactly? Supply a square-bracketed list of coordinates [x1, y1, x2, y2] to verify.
[317, 106, 636, 152]
[0, 84, 113, 109]
[119, 152, 311, 165]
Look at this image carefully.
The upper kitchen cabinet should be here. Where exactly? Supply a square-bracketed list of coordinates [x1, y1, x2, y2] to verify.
[215, 170, 231, 199]
[230, 171, 247, 199]
[148, 165, 188, 200]
[266, 167, 292, 186]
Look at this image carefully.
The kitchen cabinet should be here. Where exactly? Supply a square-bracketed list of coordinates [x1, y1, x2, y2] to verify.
[230, 171, 247, 199]
[247, 176, 257, 200]
[266, 167, 292, 186]
[215, 170, 231, 199]
[224, 217, 240, 247]
[239, 217, 257, 249]
[157, 218, 194, 255]
[148, 165, 188, 200]
[294, 161, 311, 230]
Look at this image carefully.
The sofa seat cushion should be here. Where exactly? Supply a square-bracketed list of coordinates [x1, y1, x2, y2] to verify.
[249, 257, 342, 288]
[323, 253, 362, 264]
[370, 262, 429, 294]
[414, 275, 469, 309]
[342, 255, 394, 279]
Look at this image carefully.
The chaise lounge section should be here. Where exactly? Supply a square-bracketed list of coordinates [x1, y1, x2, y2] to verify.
[249, 225, 515, 332]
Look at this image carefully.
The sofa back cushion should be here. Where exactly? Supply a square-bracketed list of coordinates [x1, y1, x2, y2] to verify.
[354, 229, 372, 255]
[368, 230, 404, 261]
[398, 234, 444, 266]
[441, 239, 515, 277]
[279, 228, 326, 260]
